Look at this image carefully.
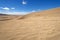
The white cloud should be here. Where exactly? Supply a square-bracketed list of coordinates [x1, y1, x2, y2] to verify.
[2, 7, 10, 10]
[31, 9, 41, 13]
[4, 12, 29, 15]
[31, 10, 36, 12]
[22, 1, 27, 5]
[0, 7, 15, 10]
[11, 8, 15, 9]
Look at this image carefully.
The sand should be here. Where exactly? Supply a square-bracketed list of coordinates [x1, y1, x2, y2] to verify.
[0, 8, 60, 40]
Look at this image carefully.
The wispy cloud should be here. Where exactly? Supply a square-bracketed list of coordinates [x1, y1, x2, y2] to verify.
[0, 7, 15, 10]
[3, 12, 29, 15]
[31, 9, 41, 12]
[31, 10, 36, 12]
[2, 7, 10, 10]
[11, 8, 15, 9]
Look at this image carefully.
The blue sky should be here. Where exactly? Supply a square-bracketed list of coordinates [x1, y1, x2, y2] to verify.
[0, 0, 60, 15]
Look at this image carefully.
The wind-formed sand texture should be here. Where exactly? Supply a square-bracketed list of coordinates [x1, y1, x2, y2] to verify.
[0, 8, 60, 40]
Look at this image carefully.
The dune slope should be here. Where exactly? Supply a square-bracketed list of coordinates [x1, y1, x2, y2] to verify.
[0, 8, 60, 40]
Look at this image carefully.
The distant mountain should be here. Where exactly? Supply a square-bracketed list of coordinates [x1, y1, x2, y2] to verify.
[0, 13, 8, 16]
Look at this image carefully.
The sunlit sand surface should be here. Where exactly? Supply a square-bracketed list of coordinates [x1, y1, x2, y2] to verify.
[0, 8, 60, 40]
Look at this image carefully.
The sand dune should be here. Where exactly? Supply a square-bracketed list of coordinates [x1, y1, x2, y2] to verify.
[0, 8, 60, 40]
